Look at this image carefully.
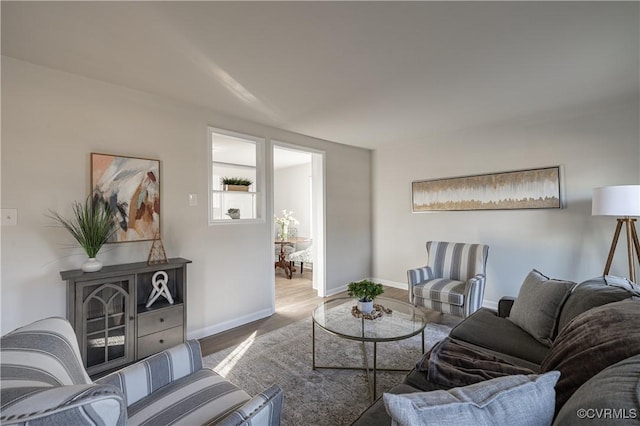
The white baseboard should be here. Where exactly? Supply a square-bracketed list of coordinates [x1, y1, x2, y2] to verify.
[187, 307, 274, 340]
[325, 284, 348, 297]
[325, 277, 406, 297]
[371, 277, 408, 291]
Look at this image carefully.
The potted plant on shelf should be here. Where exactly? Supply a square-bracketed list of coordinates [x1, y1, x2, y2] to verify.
[49, 194, 118, 273]
[226, 208, 241, 219]
[347, 279, 384, 314]
[221, 177, 253, 192]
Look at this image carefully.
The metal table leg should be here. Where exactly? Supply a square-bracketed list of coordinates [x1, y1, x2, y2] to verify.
[312, 320, 316, 370]
[373, 341, 377, 400]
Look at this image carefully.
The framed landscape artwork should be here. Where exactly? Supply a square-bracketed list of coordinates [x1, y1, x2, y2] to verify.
[91, 153, 160, 242]
[412, 166, 561, 212]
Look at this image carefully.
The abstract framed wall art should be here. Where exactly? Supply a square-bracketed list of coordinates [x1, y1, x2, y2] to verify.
[412, 166, 561, 212]
[91, 153, 160, 242]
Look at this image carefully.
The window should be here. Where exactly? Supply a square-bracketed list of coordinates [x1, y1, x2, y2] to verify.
[208, 127, 264, 224]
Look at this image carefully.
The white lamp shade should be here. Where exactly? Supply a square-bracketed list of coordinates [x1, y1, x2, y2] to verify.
[592, 185, 640, 216]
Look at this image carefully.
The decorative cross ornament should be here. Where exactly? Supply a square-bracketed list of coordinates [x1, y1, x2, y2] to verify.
[145, 270, 174, 308]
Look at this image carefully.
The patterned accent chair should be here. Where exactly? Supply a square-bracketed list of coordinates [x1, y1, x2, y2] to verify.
[408, 241, 489, 318]
[287, 244, 313, 274]
[1, 317, 283, 426]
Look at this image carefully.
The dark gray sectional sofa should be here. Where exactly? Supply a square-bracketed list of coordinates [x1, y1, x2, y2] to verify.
[352, 274, 640, 425]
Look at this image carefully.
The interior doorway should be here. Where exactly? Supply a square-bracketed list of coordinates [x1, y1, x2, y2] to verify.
[272, 143, 325, 298]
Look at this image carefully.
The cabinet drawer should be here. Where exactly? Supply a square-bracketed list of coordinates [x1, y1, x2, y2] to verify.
[137, 326, 184, 359]
[137, 305, 184, 337]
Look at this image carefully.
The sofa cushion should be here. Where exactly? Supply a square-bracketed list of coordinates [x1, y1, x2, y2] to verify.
[416, 338, 536, 389]
[403, 368, 453, 392]
[351, 384, 422, 426]
[553, 354, 640, 426]
[540, 299, 640, 414]
[450, 308, 549, 366]
[383, 371, 560, 426]
[413, 278, 466, 306]
[126, 368, 251, 426]
[508, 269, 576, 346]
[556, 275, 639, 335]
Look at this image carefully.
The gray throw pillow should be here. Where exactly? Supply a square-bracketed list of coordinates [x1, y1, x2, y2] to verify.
[553, 354, 640, 426]
[556, 275, 639, 334]
[383, 371, 560, 426]
[540, 299, 640, 415]
[508, 269, 575, 346]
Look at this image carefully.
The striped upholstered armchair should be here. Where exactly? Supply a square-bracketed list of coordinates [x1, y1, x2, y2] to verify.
[1, 317, 283, 425]
[408, 241, 489, 318]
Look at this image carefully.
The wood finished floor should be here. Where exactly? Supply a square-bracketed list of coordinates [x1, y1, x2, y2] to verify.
[199, 270, 460, 356]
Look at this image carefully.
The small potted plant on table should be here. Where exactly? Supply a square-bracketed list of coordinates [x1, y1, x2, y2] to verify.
[347, 279, 384, 314]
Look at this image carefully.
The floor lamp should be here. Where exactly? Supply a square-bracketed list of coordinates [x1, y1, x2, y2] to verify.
[592, 185, 640, 283]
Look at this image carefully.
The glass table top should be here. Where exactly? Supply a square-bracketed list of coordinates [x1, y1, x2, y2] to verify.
[311, 297, 428, 342]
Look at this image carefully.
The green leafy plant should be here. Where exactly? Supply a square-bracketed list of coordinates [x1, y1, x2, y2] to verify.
[49, 194, 118, 258]
[347, 279, 384, 302]
[221, 177, 253, 186]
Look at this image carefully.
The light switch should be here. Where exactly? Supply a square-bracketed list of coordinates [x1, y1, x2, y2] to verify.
[1, 209, 17, 226]
[188, 193, 198, 206]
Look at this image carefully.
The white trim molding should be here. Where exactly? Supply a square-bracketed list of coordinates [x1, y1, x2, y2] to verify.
[187, 307, 274, 340]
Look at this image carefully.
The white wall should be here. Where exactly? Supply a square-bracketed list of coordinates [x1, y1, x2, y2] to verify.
[373, 96, 640, 307]
[0, 57, 372, 335]
[274, 163, 312, 238]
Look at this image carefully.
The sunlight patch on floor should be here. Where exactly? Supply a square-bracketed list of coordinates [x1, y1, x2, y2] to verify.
[213, 331, 257, 376]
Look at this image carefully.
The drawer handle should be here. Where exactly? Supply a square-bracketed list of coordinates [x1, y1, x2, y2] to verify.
[159, 339, 164, 344]
[160, 318, 165, 323]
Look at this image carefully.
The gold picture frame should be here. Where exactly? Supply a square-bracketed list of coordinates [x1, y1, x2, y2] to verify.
[412, 166, 561, 212]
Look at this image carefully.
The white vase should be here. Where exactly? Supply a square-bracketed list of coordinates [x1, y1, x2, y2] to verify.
[81, 257, 103, 272]
[357, 300, 374, 314]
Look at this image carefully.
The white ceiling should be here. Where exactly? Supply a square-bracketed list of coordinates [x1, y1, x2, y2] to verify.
[2, 2, 638, 150]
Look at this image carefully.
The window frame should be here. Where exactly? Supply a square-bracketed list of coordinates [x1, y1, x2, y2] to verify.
[208, 126, 265, 225]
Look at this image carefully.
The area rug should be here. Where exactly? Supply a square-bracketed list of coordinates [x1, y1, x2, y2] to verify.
[202, 317, 450, 426]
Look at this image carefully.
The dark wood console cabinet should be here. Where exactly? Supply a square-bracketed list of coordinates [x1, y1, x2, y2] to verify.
[61, 258, 191, 376]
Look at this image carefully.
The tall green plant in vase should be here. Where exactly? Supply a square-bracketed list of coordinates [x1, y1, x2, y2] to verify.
[50, 194, 118, 272]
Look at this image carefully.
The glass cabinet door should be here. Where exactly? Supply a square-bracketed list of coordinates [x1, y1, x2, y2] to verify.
[77, 276, 135, 373]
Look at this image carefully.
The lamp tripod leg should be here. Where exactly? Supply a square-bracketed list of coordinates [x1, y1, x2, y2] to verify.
[628, 219, 640, 283]
[625, 219, 636, 283]
[604, 219, 624, 276]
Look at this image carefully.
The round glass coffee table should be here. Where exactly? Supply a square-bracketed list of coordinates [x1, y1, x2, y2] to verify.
[311, 297, 428, 401]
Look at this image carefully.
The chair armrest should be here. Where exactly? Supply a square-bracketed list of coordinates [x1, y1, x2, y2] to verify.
[407, 266, 434, 304]
[96, 340, 202, 407]
[217, 384, 284, 426]
[463, 274, 487, 317]
[0, 383, 125, 426]
[407, 266, 434, 286]
[498, 297, 516, 318]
